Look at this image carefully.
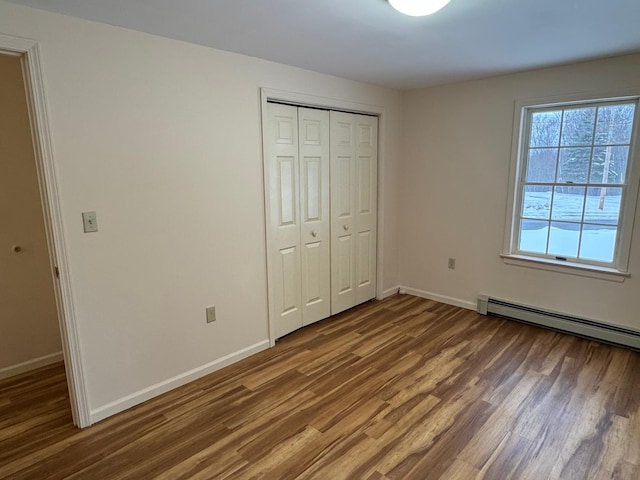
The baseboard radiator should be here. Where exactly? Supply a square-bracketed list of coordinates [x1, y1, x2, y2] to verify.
[477, 295, 640, 350]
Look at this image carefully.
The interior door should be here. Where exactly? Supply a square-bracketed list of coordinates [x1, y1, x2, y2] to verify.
[265, 103, 303, 338]
[266, 104, 378, 332]
[354, 114, 378, 303]
[330, 111, 357, 314]
[298, 108, 331, 325]
[330, 111, 378, 314]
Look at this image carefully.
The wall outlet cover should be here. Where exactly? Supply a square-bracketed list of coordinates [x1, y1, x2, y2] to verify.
[206, 306, 216, 323]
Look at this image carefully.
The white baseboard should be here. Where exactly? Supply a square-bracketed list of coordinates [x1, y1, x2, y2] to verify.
[0, 351, 64, 380]
[90, 340, 270, 424]
[399, 286, 477, 310]
[380, 286, 400, 299]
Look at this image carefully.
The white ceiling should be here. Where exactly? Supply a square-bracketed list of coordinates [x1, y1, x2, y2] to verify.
[7, 0, 640, 90]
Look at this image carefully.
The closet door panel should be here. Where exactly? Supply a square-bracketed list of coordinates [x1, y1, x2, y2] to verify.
[278, 246, 300, 314]
[336, 234, 354, 293]
[299, 108, 330, 325]
[266, 103, 303, 338]
[266, 104, 378, 336]
[330, 111, 357, 314]
[355, 115, 378, 303]
[357, 230, 373, 288]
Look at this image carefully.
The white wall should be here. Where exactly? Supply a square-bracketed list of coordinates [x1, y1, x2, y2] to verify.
[0, 53, 61, 377]
[399, 53, 640, 331]
[0, 1, 402, 419]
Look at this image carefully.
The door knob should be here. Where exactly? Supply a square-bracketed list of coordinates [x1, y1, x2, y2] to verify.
[311, 230, 318, 238]
[343, 224, 349, 231]
[11, 245, 22, 253]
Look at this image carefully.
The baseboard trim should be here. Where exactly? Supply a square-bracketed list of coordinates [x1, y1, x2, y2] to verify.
[399, 287, 476, 311]
[380, 286, 400, 299]
[0, 351, 64, 380]
[89, 340, 270, 424]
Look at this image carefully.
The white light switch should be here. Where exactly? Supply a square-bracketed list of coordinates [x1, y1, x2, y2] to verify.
[206, 306, 216, 323]
[82, 211, 98, 233]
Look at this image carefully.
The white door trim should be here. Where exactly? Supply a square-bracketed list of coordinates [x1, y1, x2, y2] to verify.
[260, 88, 387, 347]
[0, 33, 91, 427]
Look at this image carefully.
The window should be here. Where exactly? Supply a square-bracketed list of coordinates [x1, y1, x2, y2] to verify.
[504, 95, 640, 278]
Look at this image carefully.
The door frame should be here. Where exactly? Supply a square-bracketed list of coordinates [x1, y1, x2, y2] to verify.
[0, 33, 90, 427]
[260, 88, 387, 347]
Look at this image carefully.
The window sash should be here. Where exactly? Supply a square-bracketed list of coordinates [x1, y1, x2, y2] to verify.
[508, 96, 640, 272]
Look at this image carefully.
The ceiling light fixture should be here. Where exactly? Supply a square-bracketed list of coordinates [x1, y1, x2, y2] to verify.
[388, 0, 451, 16]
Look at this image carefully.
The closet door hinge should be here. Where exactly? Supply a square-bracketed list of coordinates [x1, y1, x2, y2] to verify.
[55, 267, 60, 279]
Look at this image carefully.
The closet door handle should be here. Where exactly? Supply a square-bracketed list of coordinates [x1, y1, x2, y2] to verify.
[311, 230, 318, 238]
[343, 224, 349, 231]
[11, 245, 22, 253]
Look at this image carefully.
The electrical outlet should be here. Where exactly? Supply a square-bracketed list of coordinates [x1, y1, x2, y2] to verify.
[448, 258, 456, 269]
[206, 306, 216, 323]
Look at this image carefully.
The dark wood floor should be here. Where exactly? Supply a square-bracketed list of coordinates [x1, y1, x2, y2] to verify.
[1, 294, 639, 479]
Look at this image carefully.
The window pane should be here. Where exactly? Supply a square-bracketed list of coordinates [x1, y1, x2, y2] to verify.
[551, 187, 585, 222]
[548, 222, 580, 258]
[519, 219, 549, 254]
[526, 148, 557, 182]
[583, 187, 622, 225]
[589, 146, 629, 184]
[522, 186, 551, 219]
[558, 148, 590, 183]
[530, 111, 561, 147]
[595, 104, 636, 145]
[561, 107, 596, 146]
[579, 225, 617, 263]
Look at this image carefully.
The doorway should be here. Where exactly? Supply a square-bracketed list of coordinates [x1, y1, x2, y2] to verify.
[0, 53, 63, 380]
[0, 34, 89, 427]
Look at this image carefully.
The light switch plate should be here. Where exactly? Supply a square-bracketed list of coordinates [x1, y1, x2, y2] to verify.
[206, 306, 216, 323]
[82, 211, 98, 233]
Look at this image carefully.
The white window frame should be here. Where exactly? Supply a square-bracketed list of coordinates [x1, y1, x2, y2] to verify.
[503, 91, 640, 282]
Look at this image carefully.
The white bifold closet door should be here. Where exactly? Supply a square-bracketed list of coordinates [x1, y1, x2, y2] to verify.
[330, 111, 378, 315]
[265, 103, 331, 339]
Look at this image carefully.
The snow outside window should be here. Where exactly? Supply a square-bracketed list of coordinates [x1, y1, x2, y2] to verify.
[504, 95, 640, 277]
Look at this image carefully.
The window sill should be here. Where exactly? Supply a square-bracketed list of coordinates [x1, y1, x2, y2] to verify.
[500, 254, 629, 283]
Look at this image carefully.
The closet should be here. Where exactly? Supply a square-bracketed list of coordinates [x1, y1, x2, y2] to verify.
[264, 102, 378, 339]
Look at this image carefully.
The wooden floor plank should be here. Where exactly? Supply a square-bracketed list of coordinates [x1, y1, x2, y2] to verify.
[1, 294, 639, 479]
